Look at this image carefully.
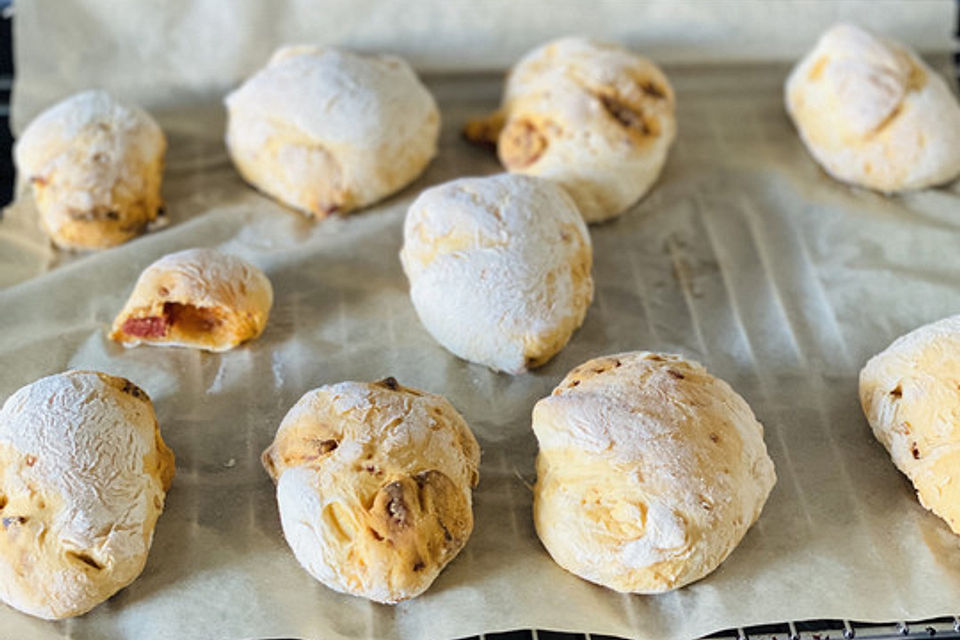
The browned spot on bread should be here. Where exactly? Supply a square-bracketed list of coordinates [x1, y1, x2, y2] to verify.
[807, 56, 828, 82]
[709, 432, 720, 443]
[24, 456, 36, 467]
[364, 470, 472, 585]
[667, 369, 685, 380]
[314, 439, 338, 455]
[911, 442, 921, 460]
[66, 550, 104, 571]
[463, 111, 506, 151]
[498, 118, 548, 169]
[383, 481, 410, 528]
[120, 380, 148, 401]
[907, 63, 927, 91]
[868, 103, 903, 138]
[598, 94, 660, 139]
[640, 80, 666, 99]
[378, 377, 400, 391]
[890, 386, 902, 398]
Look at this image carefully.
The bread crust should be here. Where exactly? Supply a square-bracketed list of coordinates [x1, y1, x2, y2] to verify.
[225, 45, 440, 217]
[785, 24, 960, 192]
[400, 173, 593, 374]
[109, 248, 273, 352]
[532, 352, 776, 593]
[860, 315, 960, 534]
[465, 37, 676, 223]
[0, 370, 174, 619]
[262, 378, 480, 604]
[14, 90, 166, 250]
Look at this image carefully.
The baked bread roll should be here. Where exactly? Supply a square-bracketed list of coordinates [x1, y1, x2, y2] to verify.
[0, 370, 174, 619]
[533, 352, 776, 593]
[400, 173, 593, 374]
[262, 377, 480, 603]
[225, 45, 440, 217]
[785, 23, 960, 192]
[14, 90, 167, 250]
[110, 248, 273, 352]
[464, 37, 676, 223]
[860, 315, 960, 534]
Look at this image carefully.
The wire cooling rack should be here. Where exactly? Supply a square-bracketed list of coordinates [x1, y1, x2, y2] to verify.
[455, 617, 960, 640]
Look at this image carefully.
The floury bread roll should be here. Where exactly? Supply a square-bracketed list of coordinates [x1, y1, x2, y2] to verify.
[786, 24, 960, 192]
[464, 37, 676, 223]
[14, 90, 166, 250]
[400, 174, 593, 374]
[110, 248, 273, 352]
[533, 352, 776, 593]
[225, 45, 440, 217]
[860, 315, 960, 534]
[262, 377, 480, 603]
[0, 370, 175, 619]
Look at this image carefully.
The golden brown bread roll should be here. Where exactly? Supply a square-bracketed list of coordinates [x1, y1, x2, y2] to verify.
[465, 37, 676, 223]
[262, 377, 480, 603]
[0, 370, 174, 619]
[225, 45, 440, 217]
[860, 315, 960, 534]
[400, 173, 593, 374]
[786, 24, 960, 192]
[110, 248, 273, 352]
[533, 352, 776, 593]
[14, 90, 166, 250]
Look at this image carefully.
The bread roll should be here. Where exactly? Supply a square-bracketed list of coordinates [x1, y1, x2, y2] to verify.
[465, 37, 676, 223]
[0, 370, 174, 619]
[110, 248, 273, 352]
[225, 45, 440, 217]
[860, 315, 960, 534]
[14, 90, 166, 250]
[785, 23, 960, 192]
[400, 173, 593, 374]
[262, 377, 480, 603]
[533, 352, 776, 593]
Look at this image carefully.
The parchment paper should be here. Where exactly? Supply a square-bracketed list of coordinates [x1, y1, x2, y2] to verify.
[4, 4, 960, 640]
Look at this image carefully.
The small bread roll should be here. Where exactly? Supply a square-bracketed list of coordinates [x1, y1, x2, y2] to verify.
[465, 37, 676, 223]
[110, 248, 273, 352]
[0, 370, 174, 619]
[225, 45, 440, 217]
[262, 377, 480, 604]
[400, 174, 593, 374]
[533, 352, 776, 593]
[785, 24, 960, 192]
[860, 315, 960, 534]
[14, 90, 167, 250]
